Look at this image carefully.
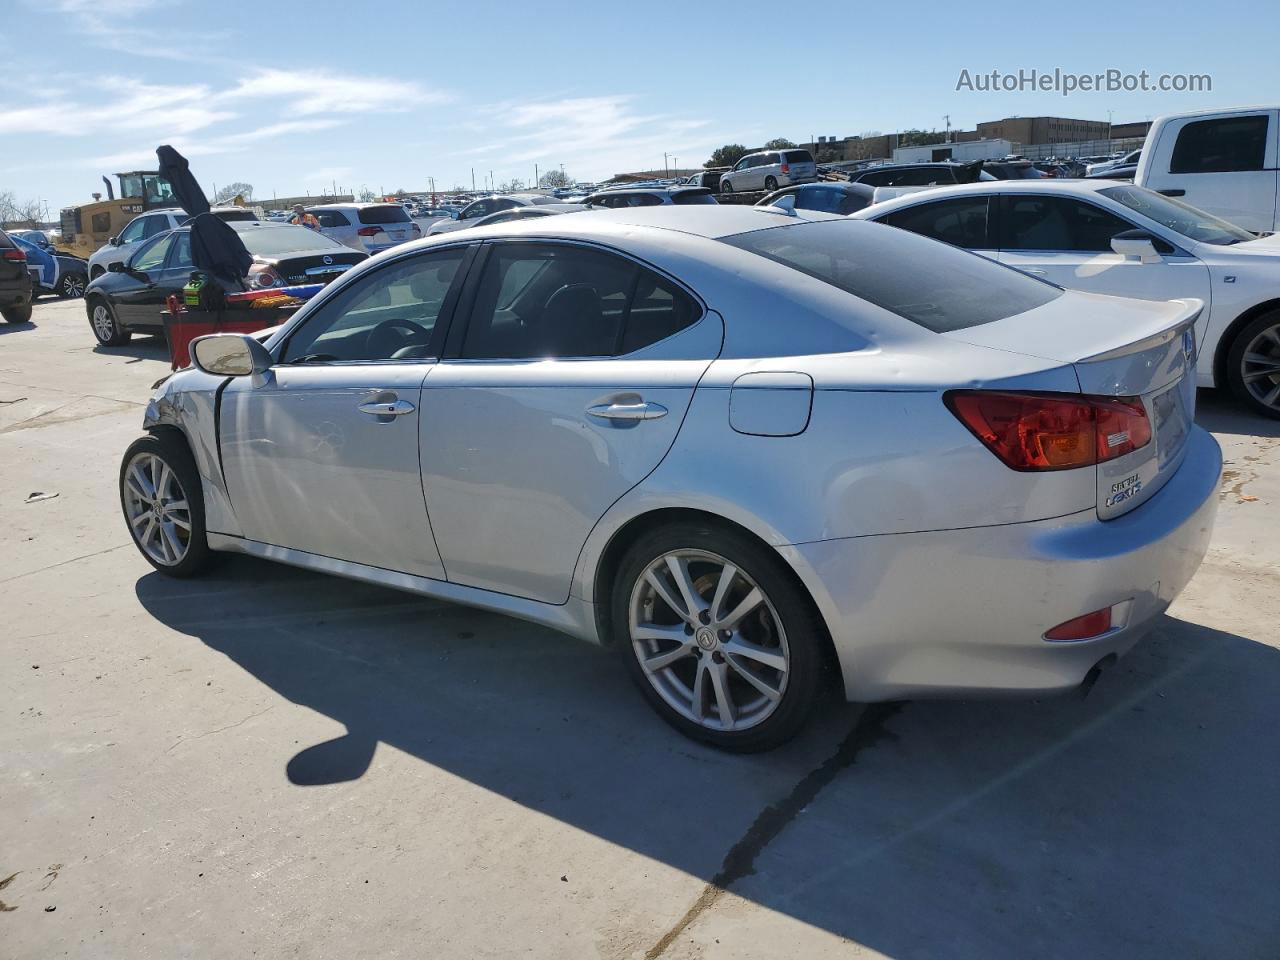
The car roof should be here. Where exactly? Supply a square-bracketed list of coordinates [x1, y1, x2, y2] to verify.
[1151, 103, 1280, 123]
[421, 204, 840, 243]
[852, 178, 1121, 216]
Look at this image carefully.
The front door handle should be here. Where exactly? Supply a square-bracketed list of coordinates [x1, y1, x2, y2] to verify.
[358, 399, 416, 417]
[586, 400, 668, 421]
[1023, 267, 1048, 275]
[1158, 189, 1186, 197]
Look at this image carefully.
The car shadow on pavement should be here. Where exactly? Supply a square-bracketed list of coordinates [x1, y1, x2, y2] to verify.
[91, 336, 169, 361]
[0, 319, 35, 335]
[134, 557, 1280, 959]
[1196, 388, 1280, 438]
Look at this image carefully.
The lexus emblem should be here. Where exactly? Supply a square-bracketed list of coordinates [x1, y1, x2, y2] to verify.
[322, 255, 333, 265]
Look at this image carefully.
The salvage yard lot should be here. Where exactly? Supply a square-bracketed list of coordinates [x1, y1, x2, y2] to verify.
[2, 298, 1278, 959]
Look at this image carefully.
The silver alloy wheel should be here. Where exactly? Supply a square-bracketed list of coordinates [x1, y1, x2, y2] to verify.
[1242, 322, 1280, 411]
[629, 549, 790, 732]
[122, 452, 192, 566]
[91, 303, 114, 341]
[62, 274, 86, 298]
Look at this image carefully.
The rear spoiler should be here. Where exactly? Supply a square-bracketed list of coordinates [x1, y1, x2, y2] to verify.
[1079, 300, 1202, 363]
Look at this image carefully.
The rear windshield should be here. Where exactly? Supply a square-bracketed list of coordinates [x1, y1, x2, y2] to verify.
[236, 224, 347, 256]
[783, 150, 814, 164]
[672, 190, 717, 205]
[358, 205, 411, 225]
[722, 219, 1061, 332]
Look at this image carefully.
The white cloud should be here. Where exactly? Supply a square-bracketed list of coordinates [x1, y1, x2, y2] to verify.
[460, 95, 717, 180]
[90, 119, 344, 168]
[0, 77, 233, 137]
[218, 69, 451, 116]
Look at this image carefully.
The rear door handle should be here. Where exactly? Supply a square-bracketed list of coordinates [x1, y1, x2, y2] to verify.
[1158, 189, 1186, 197]
[1023, 268, 1048, 275]
[586, 400, 668, 421]
[358, 399, 416, 417]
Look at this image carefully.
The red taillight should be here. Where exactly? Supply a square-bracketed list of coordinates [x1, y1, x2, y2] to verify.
[945, 391, 1151, 471]
[2, 248, 26, 261]
[356, 226, 380, 236]
[1045, 607, 1112, 641]
[248, 264, 280, 288]
[781, 164, 790, 173]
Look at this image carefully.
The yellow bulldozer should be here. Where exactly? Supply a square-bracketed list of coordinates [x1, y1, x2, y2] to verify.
[58, 171, 177, 260]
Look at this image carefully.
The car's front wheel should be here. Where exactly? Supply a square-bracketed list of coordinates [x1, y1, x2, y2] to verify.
[612, 522, 828, 751]
[58, 271, 87, 298]
[119, 433, 211, 577]
[89, 298, 130, 346]
[1227, 309, 1280, 419]
[1, 301, 32, 324]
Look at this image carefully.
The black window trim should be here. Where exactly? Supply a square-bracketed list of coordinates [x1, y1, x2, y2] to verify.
[993, 193, 1183, 256]
[273, 241, 479, 366]
[440, 237, 708, 362]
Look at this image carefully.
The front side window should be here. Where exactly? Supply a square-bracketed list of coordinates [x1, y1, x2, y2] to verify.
[722, 219, 1061, 334]
[131, 233, 175, 272]
[117, 217, 147, 245]
[1170, 115, 1268, 174]
[460, 243, 700, 359]
[1000, 196, 1135, 252]
[879, 196, 990, 249]
[281, 249, 466, 363]
[461, 199, 494, 220]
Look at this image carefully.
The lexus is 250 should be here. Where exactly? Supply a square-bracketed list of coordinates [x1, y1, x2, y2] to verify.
[120, 207, 1220, 750]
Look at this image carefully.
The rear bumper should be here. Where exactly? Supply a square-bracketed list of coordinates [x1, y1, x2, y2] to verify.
[783, 426, 1222, 702]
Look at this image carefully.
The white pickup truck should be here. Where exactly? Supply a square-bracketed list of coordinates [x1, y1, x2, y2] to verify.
[1135, 105, 1279, 233]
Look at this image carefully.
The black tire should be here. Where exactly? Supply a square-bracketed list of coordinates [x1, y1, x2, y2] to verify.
[720, 179, 733, 194]
[611, 522, 829, 752]
[119, 432, 212, 578]
[764, 176, 778, 191]
[1, 300, 32, 324]
[88, 297, 130, 346]
[58, 271, 88, 299]
[89, 264, 105, 279]
[1226, 309, 1280, 419]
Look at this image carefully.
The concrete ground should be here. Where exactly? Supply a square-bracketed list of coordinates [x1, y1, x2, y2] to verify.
[2, 297, 1277, 960]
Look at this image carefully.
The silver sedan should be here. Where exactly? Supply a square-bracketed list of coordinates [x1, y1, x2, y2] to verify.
[121, 207, 1221, 750]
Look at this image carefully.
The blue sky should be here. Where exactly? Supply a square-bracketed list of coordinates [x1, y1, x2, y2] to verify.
[3, 0, 1277, 212]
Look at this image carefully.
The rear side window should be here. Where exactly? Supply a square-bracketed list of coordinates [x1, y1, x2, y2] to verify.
[1170, 115, 1268, 173]
[672, 190, 717, 205]
[783, 150, 814, 164]
[314, 209, 351, 228]
[358, 205, 412, 224]
[722, 220, 1060, 333]
[460, 243, 700, 359]
[879, 197, 991, 249]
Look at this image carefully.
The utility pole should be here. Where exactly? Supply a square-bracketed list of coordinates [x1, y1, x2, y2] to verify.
[664, 152, 669, 177]
[943, 115, 951, 143]
[471, 168, 475, 191]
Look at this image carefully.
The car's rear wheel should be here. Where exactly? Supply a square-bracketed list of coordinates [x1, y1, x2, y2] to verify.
[612, 523, 828, 751]
[119, 433, 211, 577]
[1, 301, 32, 324]
[765, 176, 778, 191]
[1227, 309, 1280, 419]
[89, 298, 130, 346]
[58, 271, 87, 298]
[720, 179, 733, 194]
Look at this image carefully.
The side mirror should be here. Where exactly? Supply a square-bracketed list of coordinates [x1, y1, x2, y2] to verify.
[108, 236, 119, 246]
[107, 261, 125, 273]
[1111, 230, 1163, 263]
[191, 333, 273, 378]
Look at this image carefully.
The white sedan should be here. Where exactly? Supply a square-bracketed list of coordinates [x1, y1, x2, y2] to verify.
[854, 180, 1280, 417]
[122, 207, 1219, 750]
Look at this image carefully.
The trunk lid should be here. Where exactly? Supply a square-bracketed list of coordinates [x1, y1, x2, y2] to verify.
[946, 290, 1201, 518]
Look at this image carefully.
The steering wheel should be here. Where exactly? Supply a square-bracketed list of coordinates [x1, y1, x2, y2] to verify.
[367, 318, 432, 359]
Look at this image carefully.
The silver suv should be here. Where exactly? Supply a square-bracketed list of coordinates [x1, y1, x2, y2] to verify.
[720, 149, 817, 194]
